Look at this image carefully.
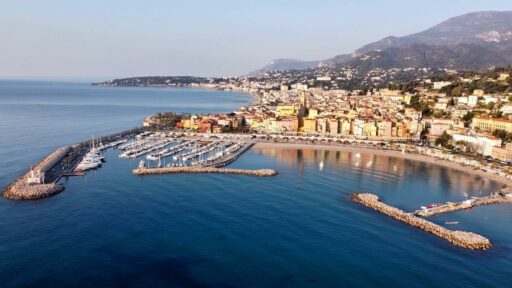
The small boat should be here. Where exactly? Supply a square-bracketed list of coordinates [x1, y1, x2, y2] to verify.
[445, 222, 459, 225]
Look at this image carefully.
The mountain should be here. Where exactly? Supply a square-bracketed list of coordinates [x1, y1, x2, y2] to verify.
[355, 11, 512, 54]
[249, 59, 320, 75]
[251, 11, 512, 74]
[344, 42, 512, 74]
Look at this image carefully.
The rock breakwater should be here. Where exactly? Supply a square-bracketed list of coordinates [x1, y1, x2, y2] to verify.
[352, 193, 492, 250]
[133, 167, 278, 177]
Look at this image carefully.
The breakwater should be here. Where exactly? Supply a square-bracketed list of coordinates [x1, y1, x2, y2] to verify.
[4, 183, 65, 200]
[352, 193, 492, 250]
[2, 146, 72, 200]
[414, 193, 512, 217]
[133, 167, 278, 177]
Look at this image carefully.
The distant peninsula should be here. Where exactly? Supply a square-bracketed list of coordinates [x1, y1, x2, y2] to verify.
[93, 76, 210, 87]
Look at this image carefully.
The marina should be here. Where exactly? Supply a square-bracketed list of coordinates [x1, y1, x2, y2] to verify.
[2, 129, 268, 200]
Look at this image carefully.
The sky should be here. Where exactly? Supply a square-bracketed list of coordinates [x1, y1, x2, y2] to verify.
[1, 0, 512, 80]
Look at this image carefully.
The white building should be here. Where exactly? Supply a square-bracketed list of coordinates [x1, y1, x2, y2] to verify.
[433, 81, 451, 90]
[467, 95, 478, 107]
[452, 134, 502, 156]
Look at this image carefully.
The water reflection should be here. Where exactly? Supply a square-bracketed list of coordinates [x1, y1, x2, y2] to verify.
[252, 147, 499, 197]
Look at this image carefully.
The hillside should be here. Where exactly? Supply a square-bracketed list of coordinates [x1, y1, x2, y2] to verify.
[252, 11, 512, 74]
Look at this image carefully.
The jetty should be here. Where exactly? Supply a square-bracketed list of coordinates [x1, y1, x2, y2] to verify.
[413, 193, 512, 217]
[352, 193, 492, 250]
[133, 167, 278, 177]
[2, 146, 71, 200]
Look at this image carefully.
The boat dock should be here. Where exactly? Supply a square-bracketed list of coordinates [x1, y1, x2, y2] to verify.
[203, 142, 254, 168]
[352, 193, 492, 250]
[413, 193, 512, 217]
[133, 167, 278, 177]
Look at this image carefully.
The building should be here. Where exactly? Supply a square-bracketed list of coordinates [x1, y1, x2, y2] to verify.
[377, 120, 392, 138]
[199, 120, 213, 133]
[452, 133, 502, 156]
[276, 104, 297, 117]
[472, 116, 512, 133]
[279, 117, 299, 132]
[303, 118, 317, 133]
[498, 73, 510, 81]
[340, 120, 351, 135]
[422, 118, 454, 137]
[351, 119, 364, 136]
[433, 81, 451, 90]
[308, 108, 319, 118]
[292, 83, 308, 91]
[363, 122, 377, 137]
[473, 89, 485, 97]
[492, 143, 512, 162]
[327, 118, 339, 134]
[468, 95, 478, 107]
[316, 118, 327, 134]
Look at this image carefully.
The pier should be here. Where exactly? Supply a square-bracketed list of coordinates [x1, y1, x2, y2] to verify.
[203, 142, 254, 168]
[133, 167, 278, 177]
[352, 193, 492, 250]
[413, 193, 512, 217]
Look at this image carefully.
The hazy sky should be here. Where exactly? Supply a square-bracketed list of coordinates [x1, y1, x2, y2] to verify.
[1, 0, 512, 79]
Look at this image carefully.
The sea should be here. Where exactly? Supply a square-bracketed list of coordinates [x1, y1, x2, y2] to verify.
[0, 80, 511, 288]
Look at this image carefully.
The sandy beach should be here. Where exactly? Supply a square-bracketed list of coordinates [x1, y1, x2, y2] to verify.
[253, 142, 512, 188]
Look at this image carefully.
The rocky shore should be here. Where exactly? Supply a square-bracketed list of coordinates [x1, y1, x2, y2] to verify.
[352, 193, 492, 250]
[3, 183, 65, 200]
[133, 167, 278, 177]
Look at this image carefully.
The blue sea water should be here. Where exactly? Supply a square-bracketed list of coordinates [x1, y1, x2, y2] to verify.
[0, 80, 511, 287]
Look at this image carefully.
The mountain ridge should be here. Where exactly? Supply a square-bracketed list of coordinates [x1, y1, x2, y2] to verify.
[251, 11, 512, 74]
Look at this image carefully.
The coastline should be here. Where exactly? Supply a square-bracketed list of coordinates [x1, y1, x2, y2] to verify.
[253, 142, 512, 187]
[94, 84, 259, 105]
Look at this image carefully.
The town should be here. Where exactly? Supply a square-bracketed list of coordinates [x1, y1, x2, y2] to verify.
[138, 67, 512, 175]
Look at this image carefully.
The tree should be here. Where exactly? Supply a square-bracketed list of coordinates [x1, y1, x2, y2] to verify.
[451, 86, 463, 97]
[435, 131, 452, 148]
[493, 129, 512, 142]
[462, 112, 476, 122]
